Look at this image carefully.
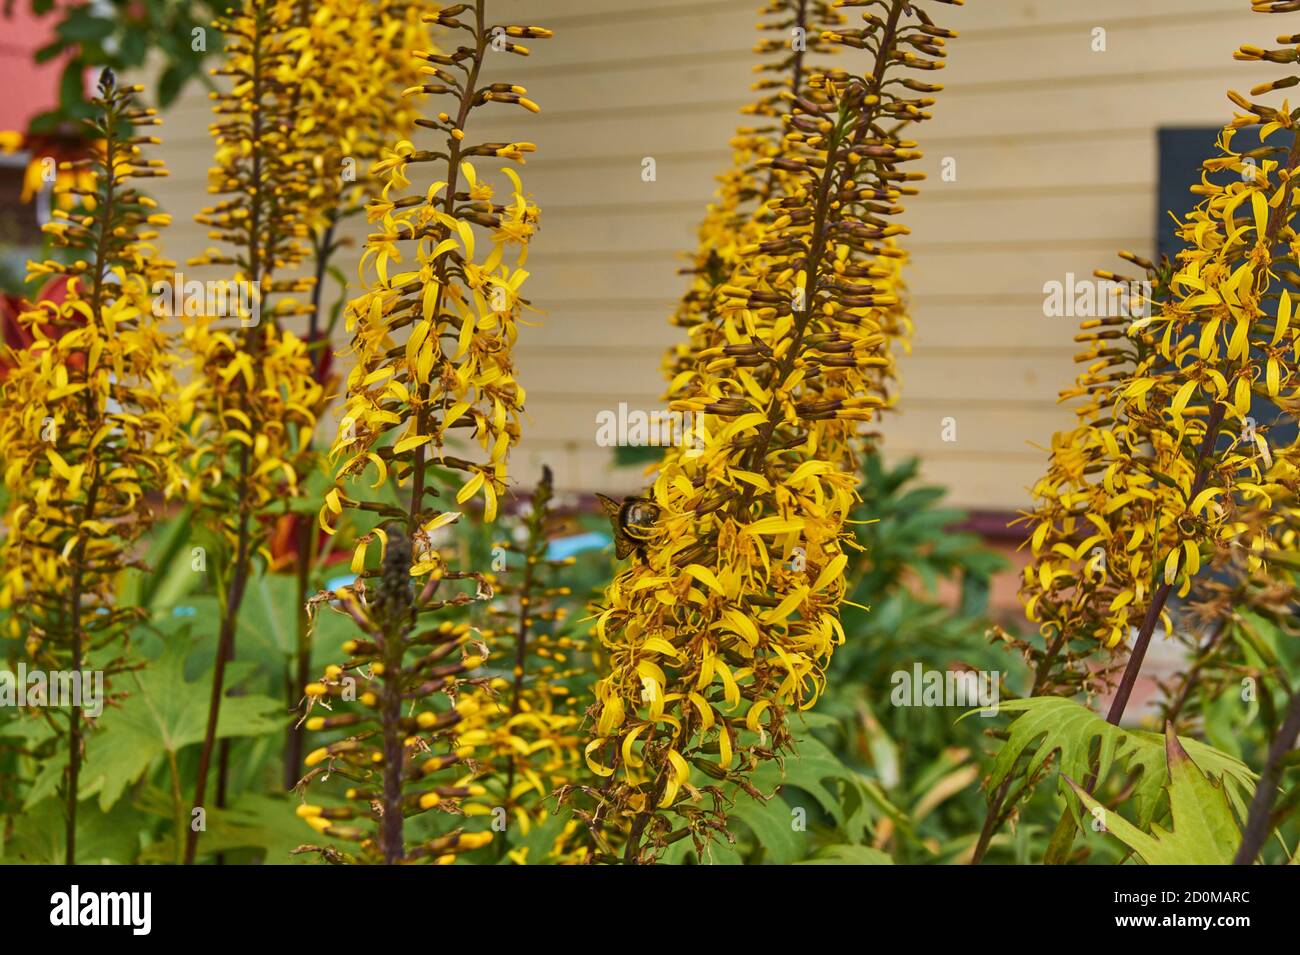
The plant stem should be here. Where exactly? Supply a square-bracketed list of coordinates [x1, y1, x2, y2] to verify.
[65, 95, 118, 864]
[184, 461, 254, 865]
[188, 3, 278, 855]
[969, 629, 1063, 864]
[285, 515, 315, 789]
[167, 748, 185, 865]
[409, 0, 486, 530]
[1040, 402, 1226, 864]
[63, 471, 101, 865]
[503, 551, 536, 804]
[284, 219, 336, 789]
[1234, 684, 1300, 864]
[379, 621, 405, 864]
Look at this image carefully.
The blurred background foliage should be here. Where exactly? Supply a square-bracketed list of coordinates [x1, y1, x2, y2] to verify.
[8, 0, 219, 133]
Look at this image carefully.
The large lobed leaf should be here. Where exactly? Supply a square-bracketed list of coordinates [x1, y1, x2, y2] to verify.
[1065, 726, 1241, 864]
[74, 638, 283, 812]
[969, 697, 1255, 828]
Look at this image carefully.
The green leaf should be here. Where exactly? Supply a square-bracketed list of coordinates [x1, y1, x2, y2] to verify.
[157, 64, 184, 107]
[55, 12, 114, 44]
[796, 844, 894, 865]
[57, 60, 96, 120]
[75, 638, 285, 812]
[727, 794, 804, 864]
[749, 731, 859, 830]
[969, 697, 1255, 828]
[137, 791, 337, 865]
[3, 798, 144, 864]
[1065, 726, 1240, 865]
[118, 506, 201, 611]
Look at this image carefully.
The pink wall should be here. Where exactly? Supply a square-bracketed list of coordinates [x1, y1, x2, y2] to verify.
[0, 5, 75, 132]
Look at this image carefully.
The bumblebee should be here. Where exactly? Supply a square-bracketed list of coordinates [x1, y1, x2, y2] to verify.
[596, 493, 660, 561]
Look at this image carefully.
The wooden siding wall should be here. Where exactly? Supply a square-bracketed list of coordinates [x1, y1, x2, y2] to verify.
[140, 0, 1263, 509]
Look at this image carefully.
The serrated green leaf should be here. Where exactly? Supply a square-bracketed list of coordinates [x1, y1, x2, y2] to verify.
[3, 797, 144, 864]
[969, 697, 1255, 827]
[728, 794, 804, 864]
[1065, 726, 1240, 865]
[137, 790, 338, 865]
[73, 638, 285, 812]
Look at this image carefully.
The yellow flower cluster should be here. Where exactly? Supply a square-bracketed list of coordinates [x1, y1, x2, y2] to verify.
[181, 0, 329, 866]
[183, 0, 324, 555]
[1020, 26, 1300, 676]
[0, 71, 184, 863]
[591, 0, 959, 861]
[665, 1, 915, 414]
[0, 71, 183, 653]
[0, 131, 99, 208]
[663, 1, 845, 394]
[318, 2, 550, 570]
[284, 0, 432, 240]
[298, 0, 552, 864]
[190, 0, 315, 313]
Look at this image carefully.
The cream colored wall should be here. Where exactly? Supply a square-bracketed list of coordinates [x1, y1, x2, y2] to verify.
[141, 0, 1263, 509]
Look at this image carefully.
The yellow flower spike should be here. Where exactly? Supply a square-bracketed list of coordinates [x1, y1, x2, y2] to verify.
[0, 71, 185, 865]
[587, 1, 962, 862]
[296, 3, 552, 865]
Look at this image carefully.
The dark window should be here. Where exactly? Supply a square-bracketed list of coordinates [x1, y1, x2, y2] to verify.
[1157, 126, 1297, 450]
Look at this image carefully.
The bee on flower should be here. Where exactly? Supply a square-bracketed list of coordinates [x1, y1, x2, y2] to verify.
[590, 0, 962, 862]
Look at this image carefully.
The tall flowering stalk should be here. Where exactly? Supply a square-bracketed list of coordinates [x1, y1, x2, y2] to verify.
[974, 1, 1300, 864]
[590, 0, 960, 863]
[182, 0, 324, 864]
[278, 0, 434, 786]
[296, 0, 550, 864]
[0, 70, 183, 864]
[460, 466, 592, 863]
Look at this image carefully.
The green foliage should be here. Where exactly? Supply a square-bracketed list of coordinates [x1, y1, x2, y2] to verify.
[812, 454, 1017, 861]
[1, 795, 147, 864]
[972, 697, 1256, 831]
[662, 719, 886, 864]
[85, 637, 284, 811]
[24, 0, 221, 132]
[797, 844, 893, 865]
[1065, 727, 1242, 865]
